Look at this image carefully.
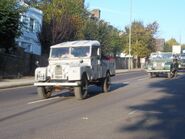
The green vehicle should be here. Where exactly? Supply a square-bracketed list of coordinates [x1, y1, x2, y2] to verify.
[178, 53, 185, 69]
[146, 52, 178, 78]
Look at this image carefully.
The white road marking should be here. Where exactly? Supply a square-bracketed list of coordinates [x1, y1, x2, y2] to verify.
[123, 82, 130, 84]
[138, 78, 146, 81]
[81, 117, 88, 120]
[128, 110, 137, 115]
[27, 96, 60, 104]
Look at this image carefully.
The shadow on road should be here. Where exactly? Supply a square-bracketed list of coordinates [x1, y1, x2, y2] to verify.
[52, 82, 127, 99]
[87, 83, 127, 99]
[119, 75, 185, 139]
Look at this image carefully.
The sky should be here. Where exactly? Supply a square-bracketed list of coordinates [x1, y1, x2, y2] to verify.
[85, 0, 185, 44]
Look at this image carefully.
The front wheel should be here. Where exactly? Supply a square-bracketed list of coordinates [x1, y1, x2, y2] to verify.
[102, 73, 111, 93]
[74, 74, 88, 100]
[148, 72, 153, 78]
[37, 86, 52, 99]
[167, 72, 173, 79]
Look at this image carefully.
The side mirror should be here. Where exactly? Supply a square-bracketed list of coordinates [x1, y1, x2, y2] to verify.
[35, 61, 40, 67]
[80, 59, 83, 63]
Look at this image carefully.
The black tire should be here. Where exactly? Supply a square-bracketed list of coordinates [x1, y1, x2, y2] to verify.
[155, 73, 159, 77]
[74, 74, 88, 100]
[102, 72, 111, 93]
[37, 86, 52, 99]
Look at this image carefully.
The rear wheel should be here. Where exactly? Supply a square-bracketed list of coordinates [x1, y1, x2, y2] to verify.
[102, 72, 111, 93]
[74, 74, 88, 100]
[37, 86, 52, 99]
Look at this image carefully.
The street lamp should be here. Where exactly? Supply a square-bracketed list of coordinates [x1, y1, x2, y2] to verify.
[128, 0, 132, 70]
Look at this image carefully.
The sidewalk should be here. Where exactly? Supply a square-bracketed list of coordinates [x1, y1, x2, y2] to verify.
[0, 76, 35, 89]
[0, 69, 142, 89]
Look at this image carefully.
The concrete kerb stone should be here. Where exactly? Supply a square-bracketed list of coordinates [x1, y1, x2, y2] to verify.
[0, 77, 34, 89]
[115, 69, 143, 74]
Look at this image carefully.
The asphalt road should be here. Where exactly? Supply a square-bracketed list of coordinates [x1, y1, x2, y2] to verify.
[0, 71, 185, 139]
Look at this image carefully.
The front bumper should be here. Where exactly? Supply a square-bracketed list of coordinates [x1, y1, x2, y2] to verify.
[146, 69, 170, 73]
[34, 82, 80, 87]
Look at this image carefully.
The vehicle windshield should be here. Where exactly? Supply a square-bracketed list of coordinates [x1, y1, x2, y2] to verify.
[50, 47, 69, 58]
[150, 53, 173, 61]
[71, 46, 90, 57]
[50, 46, 90, 58]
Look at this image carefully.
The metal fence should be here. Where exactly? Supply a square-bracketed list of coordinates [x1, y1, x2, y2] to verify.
[115, 57, 139, 69]
[0, 52, 48, 78]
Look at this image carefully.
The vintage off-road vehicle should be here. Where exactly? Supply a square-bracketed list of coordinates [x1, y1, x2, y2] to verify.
[178, 53, 185, 70]
[34, 40, 115, 100]
[146, 52, 178, 78]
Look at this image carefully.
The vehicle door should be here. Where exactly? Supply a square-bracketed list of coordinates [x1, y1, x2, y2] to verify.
[91, 46, 102, 79]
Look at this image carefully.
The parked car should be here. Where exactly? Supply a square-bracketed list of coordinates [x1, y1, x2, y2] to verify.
[146, 52, 178, 78]
[178, 53, 185, 69]
[34, 40, 116, 100]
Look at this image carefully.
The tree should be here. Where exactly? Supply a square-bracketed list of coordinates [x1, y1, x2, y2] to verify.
[35, 0, 124, 55]
[82, 19, 123, 56]
[24, 0, 38, 5]
[181, 44, 185, 52]
[38, 0, 86, 54]
[164, 38, 179, 52]
[122, 21, 159, 58]
[0, 0, 24, 53]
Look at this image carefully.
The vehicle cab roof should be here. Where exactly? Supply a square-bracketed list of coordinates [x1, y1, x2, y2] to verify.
[50, 40, 100, 48]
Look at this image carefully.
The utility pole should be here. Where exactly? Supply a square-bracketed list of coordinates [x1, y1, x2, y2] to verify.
[128, 0, 132, 70]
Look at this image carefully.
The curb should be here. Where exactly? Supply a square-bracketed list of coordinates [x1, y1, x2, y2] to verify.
[116, 69, 143, 74]
[0, 82, 34, 89]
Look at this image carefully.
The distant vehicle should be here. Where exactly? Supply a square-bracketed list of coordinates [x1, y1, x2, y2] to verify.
[146, 52, 178, 78]
[178, 53, 185, 69]
[34, 40, 115, 100]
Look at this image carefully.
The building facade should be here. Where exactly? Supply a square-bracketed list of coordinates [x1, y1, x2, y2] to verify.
[16, 1, 43, 55]
[91, 9, 101, 19]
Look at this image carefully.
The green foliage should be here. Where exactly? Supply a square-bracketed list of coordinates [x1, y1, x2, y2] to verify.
[38, 0, 86, 54]
[0, 0, 24, 53]
[164, 38, 179, 52]
[181, 44, 185, 49]
[122, 21, 158, 58]
[82, 19, 123, 56]
[38, 0, 123, 55]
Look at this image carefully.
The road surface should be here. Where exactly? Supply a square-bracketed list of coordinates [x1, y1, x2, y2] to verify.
[0, 71, 185, 139]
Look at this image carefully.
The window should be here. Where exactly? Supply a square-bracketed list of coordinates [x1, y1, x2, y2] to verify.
[71, 46, 90, 57]
[51, 47, 70, 58]
[30, 18, 34, 32]
[21, 42, 31, 52]
[22, 15, 29, 31]
[91, 47, 98, 57]
[34, 21, 40, 32]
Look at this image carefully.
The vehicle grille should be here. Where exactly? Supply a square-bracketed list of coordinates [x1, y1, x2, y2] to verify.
[156, 63, 163, 69]
[55, 65, 62, 78]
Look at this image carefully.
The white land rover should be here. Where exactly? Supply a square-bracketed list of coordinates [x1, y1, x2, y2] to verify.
[34, 40, 115, 100]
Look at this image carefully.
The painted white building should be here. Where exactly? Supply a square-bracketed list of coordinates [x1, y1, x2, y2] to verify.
[16, 1, 43, 55]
